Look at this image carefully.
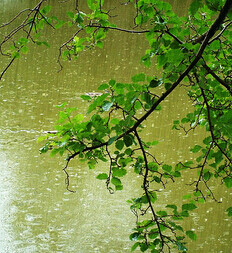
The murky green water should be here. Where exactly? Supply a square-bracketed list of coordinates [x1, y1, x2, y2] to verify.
[0, 1, 231, 252]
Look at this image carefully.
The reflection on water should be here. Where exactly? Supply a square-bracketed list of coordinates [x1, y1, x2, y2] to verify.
[0, 0, 231, 252]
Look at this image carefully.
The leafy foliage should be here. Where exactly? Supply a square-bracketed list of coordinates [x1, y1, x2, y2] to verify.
[1, 0, 232, 252]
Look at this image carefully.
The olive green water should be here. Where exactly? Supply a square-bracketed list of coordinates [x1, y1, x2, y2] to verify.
[0, 1, 231, 252]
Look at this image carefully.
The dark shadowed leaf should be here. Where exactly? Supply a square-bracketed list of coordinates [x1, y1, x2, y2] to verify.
[123, 134, 134, 147]
[182, 203, 197, 211]
[115, 140, 124, 150]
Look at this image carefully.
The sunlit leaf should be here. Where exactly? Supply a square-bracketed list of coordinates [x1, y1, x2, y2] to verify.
[96, 173, 108, 180]
[131, 73, 145, 82]
[111, 177, 122, 186]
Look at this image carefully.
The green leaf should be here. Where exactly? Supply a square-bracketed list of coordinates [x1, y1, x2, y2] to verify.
[203, 136, 212, 145]
[18, 37, 29, 44]
[98, 83, 109, 90]
[109, 79, 116, 86]
[115, 140, 124, 150]
[147, 140, 159, 146]
[80, 95, 92, 101]
[162, 164, 172, 173]
[67, 11, 74, 19]
[226, 207, 232, 217]
[131, 242, 140, 251]
[190, 145, 202, 153]
[186, 230, 197, 240]
[96, 41, 103, 48]
[203, 171, 212, 181]
[131, 73, 145, 82]
[157, 211, 168, 216]
[176, 242, 188, 251]
[206, 0, 222, 11]
[87, 0, 95, 10]
[183, 194, 192, 200]
[50, 148, 60, 157]
[108, 136, 117, 145]
[12, 51, 20, 59]
[140, 243, 148, 252]
[149, 79, 161, 88]
[111, 177, 122, 186]
[41, 5, 52, 15]
[123, 134, 134, 147]
[157, 54, 167, 67]
[164, 83, 172, 90]
[151, 249, 159, 253]
[42, 41, 50, 48]
[130, 232, 140, 241]
[37, 135, 48, 143]
[182, 203, 197, 211]
[151, 239, 160, 248]
[115, 185, 123, 190]
[55, 20, 65, 29]
[102, 101, 113, 111]
[149, 192, 157, 203]
[96, 173, 108, 180]
[153, 176, 161, 183]
[148, 162, 158, 172]
[20, 46, 29, 54]
[112, 167, 127, 177]
[148, 231, 159, 239]
[223, 177, 232, 188]
[39, 144, 49, 154]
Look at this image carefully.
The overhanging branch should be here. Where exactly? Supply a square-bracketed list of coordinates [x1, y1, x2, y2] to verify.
[64, 0, 232, 165]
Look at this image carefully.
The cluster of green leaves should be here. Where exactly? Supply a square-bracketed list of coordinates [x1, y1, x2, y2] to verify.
[38, 74, 165, 192]
[38, 71, 206, 251]
[127, 200, 199, 252]
[7, 37, 29, 59]
[0, 3, 53, 63]
[33, 0, 232, 252]
[61, 0, 118, 60]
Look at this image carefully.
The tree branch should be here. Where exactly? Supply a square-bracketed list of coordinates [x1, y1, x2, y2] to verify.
[134, 129, 165, 249]
[63, 0, 232, 164]
[209, 20, 232, 44]
[0, 8, 31, 28]
[203, 63, 232, 95]
[0, 0, 47, 81]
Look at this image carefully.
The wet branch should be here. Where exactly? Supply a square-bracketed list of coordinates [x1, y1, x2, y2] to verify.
[0, 0, 47, 81]
[203, 63, 232, 95]
[62, 0, 231, 168]
[134, 129, 165, 250]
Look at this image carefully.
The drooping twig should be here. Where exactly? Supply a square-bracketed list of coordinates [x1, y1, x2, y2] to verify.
[134, 129, 165, 250]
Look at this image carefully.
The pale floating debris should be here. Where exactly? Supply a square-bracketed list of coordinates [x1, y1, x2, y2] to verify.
[43, 130, 58, 134]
